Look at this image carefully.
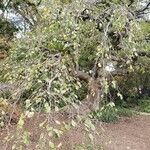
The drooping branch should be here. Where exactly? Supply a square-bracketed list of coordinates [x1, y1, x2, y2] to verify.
[110, 49, 150, 64]
[0, 83, 14, 95]
[109, 55, 128, 63]
[111, 69, 128, 76]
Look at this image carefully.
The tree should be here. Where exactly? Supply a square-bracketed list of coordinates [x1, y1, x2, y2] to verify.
[1, 0, 150, 117]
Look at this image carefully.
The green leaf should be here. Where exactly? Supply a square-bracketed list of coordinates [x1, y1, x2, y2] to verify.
[88, 133, 94, 142]
[71, 120, 77, 127]
[49, 141, 55, 149]
[17, 114, 25, 129]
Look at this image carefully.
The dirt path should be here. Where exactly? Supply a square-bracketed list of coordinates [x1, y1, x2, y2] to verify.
[0, 114, 150, 150]
[101, 115, 150, 150]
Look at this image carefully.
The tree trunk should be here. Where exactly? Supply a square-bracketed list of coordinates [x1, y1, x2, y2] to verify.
[63, 77, 101, 118]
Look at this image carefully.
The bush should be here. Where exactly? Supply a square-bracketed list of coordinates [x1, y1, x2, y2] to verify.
[93, 102, 119, 123]
[138, 100, 150, 113]
[117, 107, 133, 117]
[92, 103, 135, 123]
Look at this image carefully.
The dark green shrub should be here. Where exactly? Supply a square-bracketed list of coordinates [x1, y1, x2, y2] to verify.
[138, 99, 150, 113]
[117, 107, 133, 117]
[93, 102, 119, 123]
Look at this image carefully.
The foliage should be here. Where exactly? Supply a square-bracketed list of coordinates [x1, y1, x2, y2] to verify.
[0, 98, 9, 127]
[0, 18, 17, 57]
[117, 107, 134, 117]
[92, 103, 135, 123]
[1, 0, 149, 110]
[93, 102, 119, 123]
[0, 19, 17, 38]
[137, 99, 150, 113]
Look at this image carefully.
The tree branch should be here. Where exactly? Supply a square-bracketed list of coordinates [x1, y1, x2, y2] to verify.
[137, 51, 150, 58]
[136, 2, 150, 14]
[74, 71, 91, 82]
[111, 69, 128, 76]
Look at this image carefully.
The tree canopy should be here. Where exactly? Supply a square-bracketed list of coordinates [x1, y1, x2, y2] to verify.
[0, 0, 149, 113]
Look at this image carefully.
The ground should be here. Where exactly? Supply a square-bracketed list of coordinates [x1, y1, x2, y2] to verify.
[101, 115, 150, 150]
[0, 114, 150, 150]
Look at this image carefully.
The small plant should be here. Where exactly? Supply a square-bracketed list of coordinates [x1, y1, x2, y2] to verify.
[138, 100, 150, 113]
[117, 107, 133, 117]
[93, 102, 119, 123]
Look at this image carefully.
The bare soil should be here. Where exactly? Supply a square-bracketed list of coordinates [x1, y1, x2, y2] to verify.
[0, 114, 150, 150]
